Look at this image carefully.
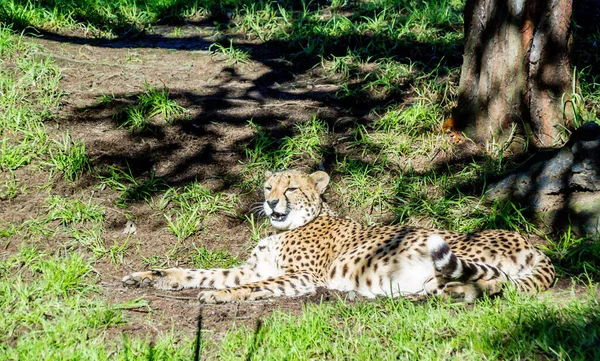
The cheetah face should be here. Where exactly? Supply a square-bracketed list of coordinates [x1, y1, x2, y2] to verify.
[263, 170, 330, 230]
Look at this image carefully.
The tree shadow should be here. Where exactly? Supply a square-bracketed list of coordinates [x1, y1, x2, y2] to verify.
[26, 2, 464, 196]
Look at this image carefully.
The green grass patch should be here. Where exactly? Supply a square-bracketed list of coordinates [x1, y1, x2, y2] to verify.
[190, 245, 242, 269]
[352, 101, 447, 166]
[99, 165, 167, 207]
[214, 294, 600, 360]
[114, 82, 187, 133]
[46, 195, 105, 226]
[45, 133, 91, 182]
[160, 181, 238, 241]
[0, 25, 61, 174]
[243, 116, 329, 188]
[209, 39, 251, 66]
[542, 228, 600, 281]
[0, 170, 23, 200]
[333, 157, 390, 220]
[0, 0, 208, 37]
[0, 245, 195, 360]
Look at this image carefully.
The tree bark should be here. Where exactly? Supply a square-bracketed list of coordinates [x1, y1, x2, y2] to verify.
[453, 0, 573, 150]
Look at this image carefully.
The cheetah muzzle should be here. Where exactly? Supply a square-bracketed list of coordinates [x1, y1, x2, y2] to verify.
[122, 169, 555, 304]
[269, 211, 288, 223]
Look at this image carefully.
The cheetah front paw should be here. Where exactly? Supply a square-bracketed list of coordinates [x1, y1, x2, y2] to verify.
[122, 269, 184, 290]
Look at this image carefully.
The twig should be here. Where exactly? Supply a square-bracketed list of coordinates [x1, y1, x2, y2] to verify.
[126, 307, 152, 314]
[429, 146, 443, 162]
[154, 293, 198, 301]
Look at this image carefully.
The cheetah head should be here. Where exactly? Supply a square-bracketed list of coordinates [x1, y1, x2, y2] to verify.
[262, 169, 330, 230]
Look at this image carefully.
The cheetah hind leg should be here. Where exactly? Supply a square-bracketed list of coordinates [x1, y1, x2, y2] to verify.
[437, 281, 482, 302]
[198, 272, 317, 303]
[438, 277, 505, 302]
[422, 276, 482, 302]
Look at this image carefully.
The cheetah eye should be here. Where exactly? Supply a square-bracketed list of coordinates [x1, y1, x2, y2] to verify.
[286, 187, 298, 192]
[264, 186, 272, 192]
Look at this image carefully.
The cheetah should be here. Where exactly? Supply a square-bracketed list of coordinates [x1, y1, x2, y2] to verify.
[122, 169, 555, 303]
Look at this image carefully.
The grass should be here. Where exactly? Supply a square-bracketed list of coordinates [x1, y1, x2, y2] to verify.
[213, 294, 600, 361]
[0, 170, 22, 200]
[98, 165, 167, 207]
[0, 245, 194, 360]
[45, 133, 91, 182]
[542, 229, 600, 281]
[0, 25, 195, 355]
[46, 195, 105, 226]
[160, 181, 238, 241]
[114, 82, 187, 133]
[0, 24, 61, 176]
[190, 245, 242, 269]
[1, 1, 600, 360]
[243, 116, 329, 188]
[0, 0, 208, 37]
[209, 39, 251, 66]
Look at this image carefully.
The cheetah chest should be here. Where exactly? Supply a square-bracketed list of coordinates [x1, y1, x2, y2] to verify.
[276, 221, 338, 280]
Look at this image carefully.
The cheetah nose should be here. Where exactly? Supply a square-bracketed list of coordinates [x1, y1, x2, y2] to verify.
[267, 199, 279, 210]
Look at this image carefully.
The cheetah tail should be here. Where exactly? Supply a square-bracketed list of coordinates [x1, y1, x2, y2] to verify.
[426, 234, 509, 284]
[427, 234, 464, 279]
[427, 234, 555, 293]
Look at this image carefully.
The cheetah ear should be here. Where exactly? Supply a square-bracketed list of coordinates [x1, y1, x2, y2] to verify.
[309, 171, 330, 194]
[264, 171, 273, 180]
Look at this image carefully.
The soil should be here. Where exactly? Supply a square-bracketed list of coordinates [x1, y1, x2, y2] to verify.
[3, 24, 594, 352]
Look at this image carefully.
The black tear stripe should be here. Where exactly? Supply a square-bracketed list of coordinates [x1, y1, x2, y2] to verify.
[299, 188, 310, 203]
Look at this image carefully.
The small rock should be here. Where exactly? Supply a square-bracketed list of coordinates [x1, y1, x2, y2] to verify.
[123, 220, 137, 235]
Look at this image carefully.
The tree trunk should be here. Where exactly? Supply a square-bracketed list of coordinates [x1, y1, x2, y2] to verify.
[453, 0, 573, 150]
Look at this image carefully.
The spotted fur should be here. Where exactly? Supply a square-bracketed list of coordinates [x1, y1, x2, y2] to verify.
[122, 169, 555, 303]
